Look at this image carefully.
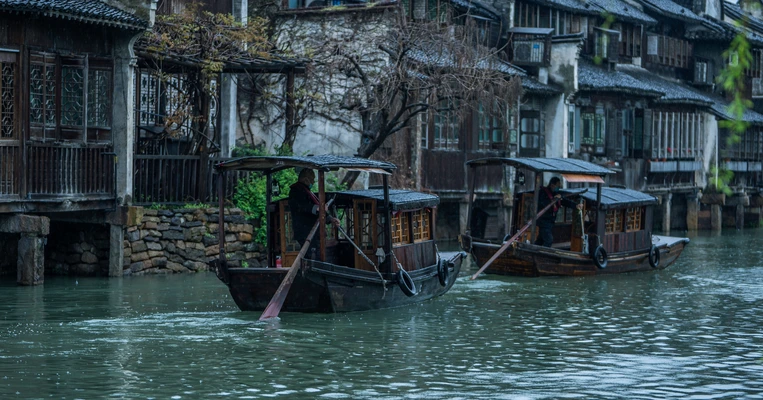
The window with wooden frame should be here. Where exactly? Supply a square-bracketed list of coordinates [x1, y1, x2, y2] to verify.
[605, 209, 624, 233]
[433, 100, 460, 150]
[618, 23, 642, 58]
[746, 49, 763, 79]
[391, 212, 411, 245]
[477, 101, 504, 151]
[0, 52, 17, 140]
[29, 53, 113, 143]
[355, 200, 375, 251]
[29, 53, 57, 140]
[412, 209, 432, 242]
[87, 59, 113, 143]
[625, 207, 643, 232]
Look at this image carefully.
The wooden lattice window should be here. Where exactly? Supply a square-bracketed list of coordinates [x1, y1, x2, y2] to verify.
[391, 212, 411, 245]
[87, 59, 113, 142]
[355, 200, 375, 250]
[605, 209, 624, 233]
[625, 207, 643, 232]
[412, 209, 432, 242]
[29, 53, 57, 140]
[0, 52, 16, 139]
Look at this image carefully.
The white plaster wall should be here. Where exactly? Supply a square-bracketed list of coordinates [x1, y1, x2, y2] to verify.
[701, 113, 719, 188]
[549, 41, 580, 93]
[705, 0, 722, 20]
[239, 10, 396, 157]
[544, 94, 567, 158]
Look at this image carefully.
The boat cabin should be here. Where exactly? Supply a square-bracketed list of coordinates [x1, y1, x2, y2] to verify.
[215, 155, 439, 276]
[512, 187, 658, 253]
[272, 189, 439, 274]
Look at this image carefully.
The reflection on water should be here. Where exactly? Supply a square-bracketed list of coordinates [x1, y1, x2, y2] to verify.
[1, 230, 763, 398]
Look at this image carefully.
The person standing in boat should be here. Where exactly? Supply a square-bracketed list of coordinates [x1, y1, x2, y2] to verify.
[536, 177, 583, 247]
[288, 168, 339, 253]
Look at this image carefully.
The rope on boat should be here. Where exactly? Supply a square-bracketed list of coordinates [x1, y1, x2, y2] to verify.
[335, 224, 387, 295]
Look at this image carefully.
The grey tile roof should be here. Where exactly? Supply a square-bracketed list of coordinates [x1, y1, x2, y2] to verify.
[635, 0, 704, 23]
[467, 156, 616, 175]
[724, 1, 763, 33]
[338, 189, 440, 210]
[568, 187, 658, 209]
[616, 64, 763, 126]
[586, 0, 657, 25]
[617, 65, 714, 105]
[521, 0, 601, 16]
[687, 15, 763, 47]
[577, 58, 664, 97]
[0, 0, 148, 29]
[216, 155, 398, 173]
[449, 0, 500, 20]
[408, 47, 526, 76]
[522, 76, 563, 95]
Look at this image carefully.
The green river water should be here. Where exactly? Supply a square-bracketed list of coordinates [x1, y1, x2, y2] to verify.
[1, 229, 762, 399]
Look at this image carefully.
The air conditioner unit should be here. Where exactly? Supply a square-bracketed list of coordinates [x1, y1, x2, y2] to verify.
[753, 77, 763, 98]
[513, 40, 544, 64]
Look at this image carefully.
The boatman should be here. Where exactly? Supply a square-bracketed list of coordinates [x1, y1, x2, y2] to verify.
[288, 168, 339, 254]
[536, 177, 583, 247]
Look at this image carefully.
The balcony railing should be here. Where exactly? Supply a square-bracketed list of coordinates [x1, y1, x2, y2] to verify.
[26, 144, 114, 197]
[646, 35, 692, 69]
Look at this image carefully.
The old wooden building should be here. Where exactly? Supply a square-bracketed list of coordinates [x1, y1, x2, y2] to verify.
[0, 0, 154, 284]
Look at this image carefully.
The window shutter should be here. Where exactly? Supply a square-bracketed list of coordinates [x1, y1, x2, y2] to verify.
[643, 109, 653, 158]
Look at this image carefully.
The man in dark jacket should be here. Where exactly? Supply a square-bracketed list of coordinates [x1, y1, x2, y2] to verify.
[535, 177, 583, 247]
[288, 169, 338, 252]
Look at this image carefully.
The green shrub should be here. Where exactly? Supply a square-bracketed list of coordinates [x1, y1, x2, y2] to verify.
[231, 145, 348, 245]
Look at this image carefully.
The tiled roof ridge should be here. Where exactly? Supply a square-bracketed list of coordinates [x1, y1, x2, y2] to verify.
[0, 0, 149, 30]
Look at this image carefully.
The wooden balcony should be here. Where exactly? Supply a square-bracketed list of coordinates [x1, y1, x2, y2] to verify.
[0, 143, 116, 213]
[646, 35, 692, 69]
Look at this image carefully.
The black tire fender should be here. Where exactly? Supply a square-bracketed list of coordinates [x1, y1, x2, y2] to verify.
[437, 259, 449, 287]
[648, 245, 661, 268]
[396, 268, 418, 297]
[592, 245, 608, 269]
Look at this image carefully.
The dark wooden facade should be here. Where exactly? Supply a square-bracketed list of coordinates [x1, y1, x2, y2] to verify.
[0, 14, 132, 213]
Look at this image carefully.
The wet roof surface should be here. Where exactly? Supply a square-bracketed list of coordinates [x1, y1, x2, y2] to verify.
[215, 155, 397, 173]
[577, 58, 664, 97]
[338, 189, 440, 210]
[565, 187, 658, 209]
[468, 157, 615, 175]
[0, 0, 148, 29]
[636, 0, 704, 23]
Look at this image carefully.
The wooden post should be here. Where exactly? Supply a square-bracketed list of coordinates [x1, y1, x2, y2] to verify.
[596, 182, 603, 240]
[318, 170, 326, 262]
[383, 174, 392, 273]
[530, 173, 542, 243]
[266, 173, 273, 268]
[217, 170, 226, 264]
[465, 164, 477, 234]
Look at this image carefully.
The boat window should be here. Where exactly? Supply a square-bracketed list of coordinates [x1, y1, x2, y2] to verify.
[392, 212, 411, 245]
[355, 200, 375, 250]
[280, 203, 301, 253]
[625, 207, 643, 232]
[412, 209, 432, 242]
[605, 209, 624, 233]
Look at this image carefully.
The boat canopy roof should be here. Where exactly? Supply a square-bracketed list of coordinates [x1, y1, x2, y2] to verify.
[215, 155, 397, 174]
[467, 157, 614, 176]
[338, 189, 439, 211]
[563, 187, 658, 210]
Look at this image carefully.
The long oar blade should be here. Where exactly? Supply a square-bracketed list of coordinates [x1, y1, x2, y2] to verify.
[470, 199, 557, 280]
[259, 220, 320, 321]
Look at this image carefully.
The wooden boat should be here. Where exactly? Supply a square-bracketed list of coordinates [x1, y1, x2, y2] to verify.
[460, 157, 689, 277]
[211, 155, 464, 313]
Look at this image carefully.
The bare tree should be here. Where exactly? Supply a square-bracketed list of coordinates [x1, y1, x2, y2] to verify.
[273, 7, 522, 185]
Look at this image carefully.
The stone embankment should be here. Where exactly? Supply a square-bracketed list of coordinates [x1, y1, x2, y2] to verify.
[123, 207, 265, 275]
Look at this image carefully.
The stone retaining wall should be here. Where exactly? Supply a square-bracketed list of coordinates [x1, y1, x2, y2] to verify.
[46, 222, 110, 276]
[123, 207, 265, 275]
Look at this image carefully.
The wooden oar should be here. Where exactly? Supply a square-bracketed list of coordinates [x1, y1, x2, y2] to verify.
[469, 200, 557, 280]
[259, 219, 320, 321]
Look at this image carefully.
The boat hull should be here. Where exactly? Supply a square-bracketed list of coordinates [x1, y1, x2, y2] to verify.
[465, 235, 689, 277]
[216, 252, 464, 313]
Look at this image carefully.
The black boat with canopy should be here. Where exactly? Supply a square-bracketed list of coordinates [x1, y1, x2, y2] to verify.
[461, 157, 689, 277]
[211, 155, 464, 317]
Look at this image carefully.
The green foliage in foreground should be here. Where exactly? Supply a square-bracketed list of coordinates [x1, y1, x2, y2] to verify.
[231, 146, 348, 246]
